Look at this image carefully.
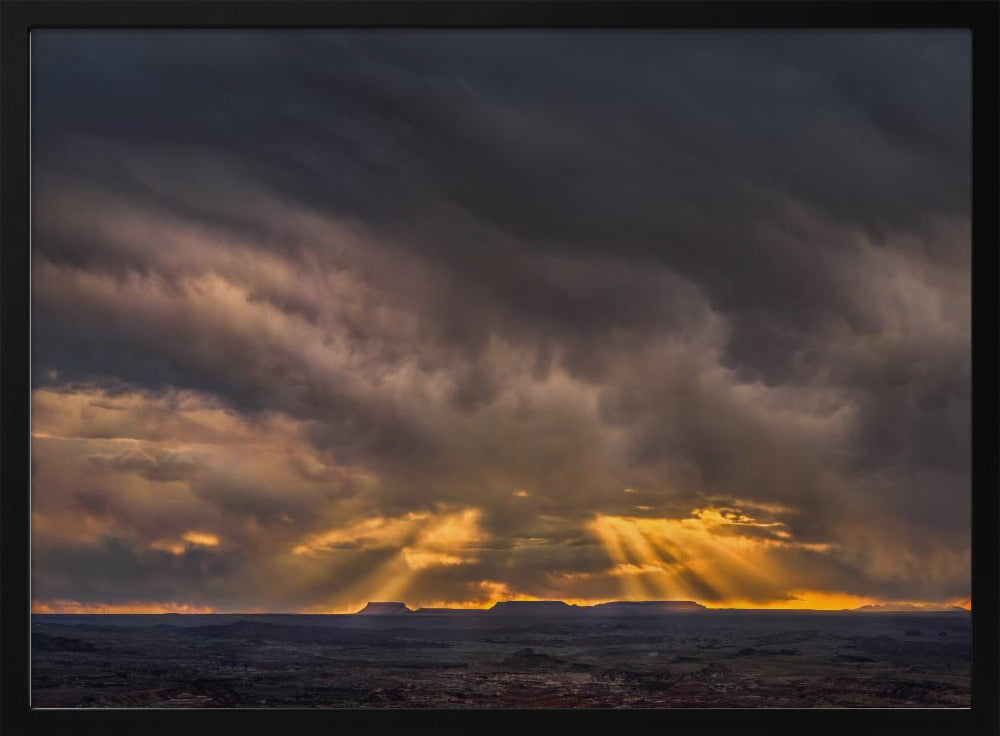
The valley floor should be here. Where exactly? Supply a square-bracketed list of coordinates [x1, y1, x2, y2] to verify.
[30, 611, 970, 708]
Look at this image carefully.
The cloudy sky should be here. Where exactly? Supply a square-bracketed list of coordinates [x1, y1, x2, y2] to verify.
[30, 30, 971, 613]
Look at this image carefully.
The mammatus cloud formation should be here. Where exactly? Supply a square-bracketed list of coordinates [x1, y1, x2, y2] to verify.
[31, 31, 971, 613]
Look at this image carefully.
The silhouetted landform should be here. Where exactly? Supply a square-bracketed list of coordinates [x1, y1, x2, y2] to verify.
[32, 610, 971, 708]
[489, 600, 577, 615]
[356, 601, 412, 615]
[588, 601, 706, 615]
[343, 599, 969, 617]
[410, 600, 708, 616]
[853, 603, 969, 613]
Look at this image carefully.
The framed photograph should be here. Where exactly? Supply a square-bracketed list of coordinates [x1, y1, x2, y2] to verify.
[2, 1, 997, 734]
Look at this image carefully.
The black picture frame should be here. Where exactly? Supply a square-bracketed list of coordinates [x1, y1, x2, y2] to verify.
[2, 2, 997, 734]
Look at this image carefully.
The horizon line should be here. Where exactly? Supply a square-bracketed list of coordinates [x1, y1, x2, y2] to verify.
[30, 597, 973, 615]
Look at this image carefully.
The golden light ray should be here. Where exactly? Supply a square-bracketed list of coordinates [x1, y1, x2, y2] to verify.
[291, 507, 485, 611]
[588, 506, 831, 606]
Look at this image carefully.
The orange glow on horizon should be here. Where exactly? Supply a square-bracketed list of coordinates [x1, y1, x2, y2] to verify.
[707, 590, 880, 611]
[34, 591, 969, 615]
[32, 600, 216, 614]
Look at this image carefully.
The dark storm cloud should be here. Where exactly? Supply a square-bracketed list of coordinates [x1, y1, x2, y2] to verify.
[32, 32, 969, 343]
[30, 30, 971, 610]
[32, 536, 243, 606]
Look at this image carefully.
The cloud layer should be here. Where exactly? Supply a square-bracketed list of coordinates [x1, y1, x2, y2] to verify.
[30, 30, 970, 612]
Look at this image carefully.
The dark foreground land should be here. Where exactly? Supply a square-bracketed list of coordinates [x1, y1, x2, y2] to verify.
[31, 610, 970, 708]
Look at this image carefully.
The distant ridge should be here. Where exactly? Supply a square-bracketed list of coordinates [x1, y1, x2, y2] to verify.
[587, 600, 706, 615]
[356, 601, 412, 615]
[349, 599, 966, 616]
[414, 608, 485, 615]
[355, 599, 710, 616]
[489, 601, 577, 615]
[853, 603, 969, 613]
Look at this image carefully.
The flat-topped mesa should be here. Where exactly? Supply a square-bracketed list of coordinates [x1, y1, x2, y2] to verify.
[587, 600, 707, 615]
[490, 600, 577, 616]
[356, 601, 412, 615]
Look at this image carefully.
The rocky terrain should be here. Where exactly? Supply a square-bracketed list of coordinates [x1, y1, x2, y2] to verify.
[31, 609, 970, 708]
